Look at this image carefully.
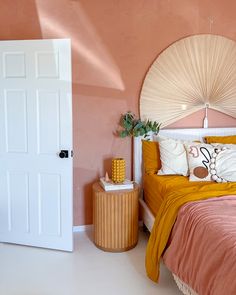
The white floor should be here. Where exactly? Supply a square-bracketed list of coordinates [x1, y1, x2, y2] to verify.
[0, 229, 182, 295]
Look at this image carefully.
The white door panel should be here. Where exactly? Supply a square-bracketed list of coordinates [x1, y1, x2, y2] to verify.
[4, 90, 28, 153]
[7, 171, 30, 233]
[0, 39, 73, 251]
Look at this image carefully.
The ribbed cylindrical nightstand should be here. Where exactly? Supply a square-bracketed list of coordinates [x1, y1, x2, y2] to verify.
[92, 182, 139, 252]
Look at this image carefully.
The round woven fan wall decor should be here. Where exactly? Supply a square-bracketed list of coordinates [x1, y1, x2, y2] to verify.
[140, 34, 236, 127]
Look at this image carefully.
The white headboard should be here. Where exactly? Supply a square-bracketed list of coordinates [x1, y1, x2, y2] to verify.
[133, 127, 236, 185]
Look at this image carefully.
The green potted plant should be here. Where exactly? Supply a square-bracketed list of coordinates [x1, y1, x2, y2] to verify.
[118, 111, 160, 139]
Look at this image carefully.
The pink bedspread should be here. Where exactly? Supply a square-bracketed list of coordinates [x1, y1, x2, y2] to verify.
[163, 195, 236, 295]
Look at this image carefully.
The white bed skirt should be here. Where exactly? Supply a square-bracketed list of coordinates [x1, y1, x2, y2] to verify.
[173, 274, 198, 295]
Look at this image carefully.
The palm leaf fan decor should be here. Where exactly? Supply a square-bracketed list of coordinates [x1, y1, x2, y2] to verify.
[140, 34, 236, 127]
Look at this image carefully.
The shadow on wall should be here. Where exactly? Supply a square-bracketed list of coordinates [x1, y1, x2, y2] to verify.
[83, 179, 95, 227]
[73, 167, 100, 226]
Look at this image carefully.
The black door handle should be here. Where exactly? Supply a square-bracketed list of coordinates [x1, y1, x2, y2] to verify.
[59, 150, 69, 158]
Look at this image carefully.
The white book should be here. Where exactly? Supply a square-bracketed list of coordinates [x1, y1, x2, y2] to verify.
[100, 177, 134, 191]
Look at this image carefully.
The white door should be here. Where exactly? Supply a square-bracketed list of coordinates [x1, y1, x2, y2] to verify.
[0, 39, 73, 251]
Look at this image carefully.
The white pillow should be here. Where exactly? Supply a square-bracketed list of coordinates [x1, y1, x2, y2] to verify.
[185, 143, 215, 181]
[156, 137, 189, 176]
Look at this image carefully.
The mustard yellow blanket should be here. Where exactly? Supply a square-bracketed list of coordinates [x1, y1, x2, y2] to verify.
[146, 181, 236, 282]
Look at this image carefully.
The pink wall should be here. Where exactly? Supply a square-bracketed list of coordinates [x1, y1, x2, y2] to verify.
[1, 0, 236, 225]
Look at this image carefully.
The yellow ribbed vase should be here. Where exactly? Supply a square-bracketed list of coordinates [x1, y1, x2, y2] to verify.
[112, 158, 125, 183]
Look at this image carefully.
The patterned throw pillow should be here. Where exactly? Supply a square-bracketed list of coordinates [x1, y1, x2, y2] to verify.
[185, 143, 215, 181]
[210, 146, 236, 182]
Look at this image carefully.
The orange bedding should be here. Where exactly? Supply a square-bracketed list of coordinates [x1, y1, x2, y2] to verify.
[143, 174, 190, 215]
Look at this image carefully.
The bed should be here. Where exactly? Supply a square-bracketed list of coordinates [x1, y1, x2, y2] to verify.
[136, 34, 236, 294]
[134, 127, 236, 295]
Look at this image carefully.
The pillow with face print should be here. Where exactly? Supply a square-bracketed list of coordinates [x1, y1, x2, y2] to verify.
[185, 143, 215, 181]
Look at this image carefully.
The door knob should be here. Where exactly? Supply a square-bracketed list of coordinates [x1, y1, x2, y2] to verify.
[59, 150, 69, 158]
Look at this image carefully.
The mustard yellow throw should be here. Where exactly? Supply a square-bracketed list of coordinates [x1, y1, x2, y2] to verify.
[146, 181, 236, 282]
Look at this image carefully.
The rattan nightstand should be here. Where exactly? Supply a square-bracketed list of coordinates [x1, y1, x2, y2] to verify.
[92, 182, 139, 252]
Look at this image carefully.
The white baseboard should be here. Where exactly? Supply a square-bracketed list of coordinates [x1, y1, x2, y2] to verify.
[73, 224, 93, 232]
[73, 222, 143, 233]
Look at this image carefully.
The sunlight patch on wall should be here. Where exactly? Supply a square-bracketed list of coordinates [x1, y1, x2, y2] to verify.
[35, 0, 124, 90]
